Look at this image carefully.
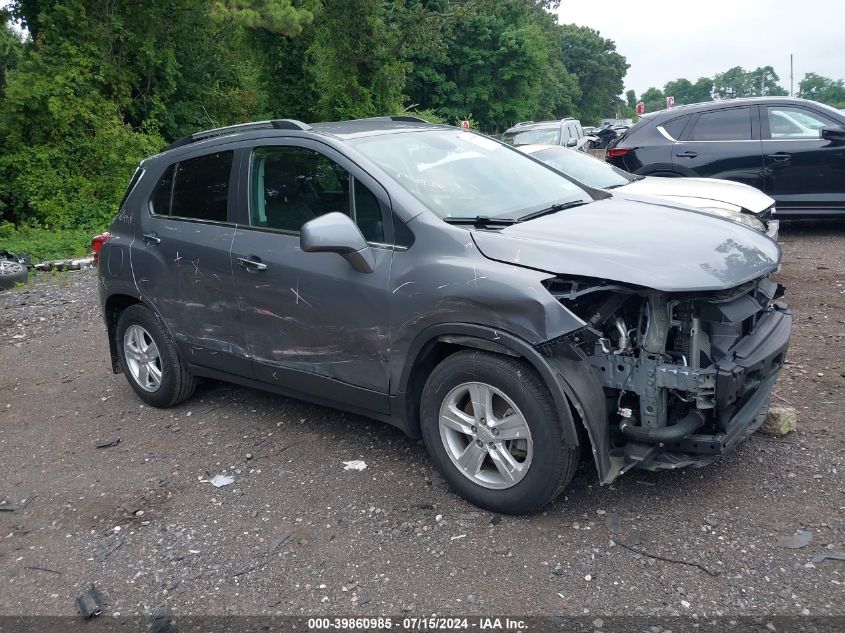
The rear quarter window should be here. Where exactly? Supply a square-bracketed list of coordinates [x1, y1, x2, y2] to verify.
[662, 115, 691, 140]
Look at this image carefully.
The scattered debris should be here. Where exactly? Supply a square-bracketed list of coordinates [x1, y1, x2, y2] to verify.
[24, 566, 61, 575]
[33, 256, 94, 272]
[76, 584, 103, 619]
[95, 436, 121, 449]
[617, 541, 720, 576]
[450, 534, 466, 541]
[269, 533, 292, 554]
[760, 406, 798, 437]
[605, 512, 622, 534]
[778, 530, 813, 549]
[810, 551, 845, 564]
[208, 474, 235, 487]
[0, 494, 36, 512]
[97, 538, 126, 562]
[343, 460, 367, 471]
[466, 594, 478, 605]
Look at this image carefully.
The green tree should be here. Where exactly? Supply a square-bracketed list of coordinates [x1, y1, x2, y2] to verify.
[557, 23, 628, 124]
[799, 72, 845, 108]
[0, 15, 22, 98]
[640, 86, 665, 114]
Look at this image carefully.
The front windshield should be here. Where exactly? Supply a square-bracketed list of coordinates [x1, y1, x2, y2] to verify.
[532, 146, 635, 189]
[501, 128, 561, 146]
[349, 130, 591, 219]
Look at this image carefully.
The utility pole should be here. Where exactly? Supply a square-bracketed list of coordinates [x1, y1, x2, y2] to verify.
[790, 54, 794, 97]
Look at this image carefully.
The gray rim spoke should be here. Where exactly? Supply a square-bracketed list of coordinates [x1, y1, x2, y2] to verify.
[441, 405, 475, 435]
[488, 443, 521, 484]
[493, 412, 529, 441]
[457, 441, 487, 476]
[468, 383, 493, 423]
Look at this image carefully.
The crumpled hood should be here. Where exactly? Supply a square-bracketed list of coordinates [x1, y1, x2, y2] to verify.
[471, 197, 781, 292]
[620, 176, 775, 214]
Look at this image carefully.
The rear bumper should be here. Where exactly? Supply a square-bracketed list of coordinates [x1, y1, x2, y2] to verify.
[633, 306, 791, 471]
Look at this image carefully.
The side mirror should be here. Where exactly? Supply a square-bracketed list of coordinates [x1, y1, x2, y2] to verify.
[300, 212, 375, 273]
[566, 138, 578, 148]
[821, 125, 845, 144]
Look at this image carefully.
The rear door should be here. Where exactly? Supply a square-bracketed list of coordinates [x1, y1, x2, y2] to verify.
[132, 149, 251, 376]
[672, 105, 765, 189]
[230, 139, 393, 411]
[761, 104, 845, 211]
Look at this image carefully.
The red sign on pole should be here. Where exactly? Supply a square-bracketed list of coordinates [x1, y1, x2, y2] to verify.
[461, 120, 470, 130]
[666, 96, 675, 108]
[636, 102, 644, 116]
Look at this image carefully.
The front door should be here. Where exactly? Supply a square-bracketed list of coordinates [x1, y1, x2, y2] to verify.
[672, 105, 765, 189]
[230, 140, 393, 412]
[132, 150, 251, 376]
[762, 104, 845, 212]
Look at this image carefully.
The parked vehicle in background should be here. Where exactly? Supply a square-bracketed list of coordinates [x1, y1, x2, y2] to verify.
[98, 116, 791, 514]
[518, 144, 778, 238]
[583, 126, 599, 135]
[501, 118, 589, 149]
[606, 97, 845, 216]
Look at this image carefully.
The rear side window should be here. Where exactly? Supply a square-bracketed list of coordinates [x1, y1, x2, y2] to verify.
[662, 115, 690, 140]
[150, 165, 175, 215]
[691, 108, 752, 141]
[170, 152, 233, 222]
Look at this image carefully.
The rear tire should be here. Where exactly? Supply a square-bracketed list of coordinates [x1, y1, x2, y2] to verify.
[420, 350, 579, 514]
[116, 304, 196, 408]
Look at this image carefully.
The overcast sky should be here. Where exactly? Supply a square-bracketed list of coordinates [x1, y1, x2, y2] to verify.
[556, 0, 845, 97]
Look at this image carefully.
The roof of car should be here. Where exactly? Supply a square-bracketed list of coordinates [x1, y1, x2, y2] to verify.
[640, 96, 824, 121]
[503, 118, 576, 133]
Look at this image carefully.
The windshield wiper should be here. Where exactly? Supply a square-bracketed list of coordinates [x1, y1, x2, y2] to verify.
[443, 215, 518, 228]
[517, 200, 589, 222]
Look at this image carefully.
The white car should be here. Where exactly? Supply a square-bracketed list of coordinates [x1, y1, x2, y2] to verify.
[519, 144, 779, 239]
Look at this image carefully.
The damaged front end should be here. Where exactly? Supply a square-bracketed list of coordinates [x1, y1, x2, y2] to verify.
[540, 275, 791, 481]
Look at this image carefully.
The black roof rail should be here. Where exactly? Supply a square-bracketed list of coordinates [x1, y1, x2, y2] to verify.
[166, 119, 312, 151]
[387, 115, 431, 123]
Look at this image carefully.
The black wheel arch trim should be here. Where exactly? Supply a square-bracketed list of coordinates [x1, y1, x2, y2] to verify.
[636, 163, 694, 177]
[397, 323, 583, 450]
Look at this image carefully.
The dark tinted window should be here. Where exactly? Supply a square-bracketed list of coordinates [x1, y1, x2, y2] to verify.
[691, 108, 752, 141]
[662, 115, 690, 139]
[170, 152, 233, 222]
[150, 165, 174, 215]
[250, 146, 350, 233]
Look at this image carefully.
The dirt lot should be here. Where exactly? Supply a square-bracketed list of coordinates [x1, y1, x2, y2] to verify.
[0, 220, 843, 618]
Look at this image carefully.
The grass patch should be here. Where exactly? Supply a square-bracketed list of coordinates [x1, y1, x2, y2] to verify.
[0, 223, 99, 261]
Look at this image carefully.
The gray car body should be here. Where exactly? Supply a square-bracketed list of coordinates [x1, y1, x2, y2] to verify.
[99, 118, 788, 485]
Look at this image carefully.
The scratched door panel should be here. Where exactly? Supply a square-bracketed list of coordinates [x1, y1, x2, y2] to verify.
[131, 152, 252, 376]
[231, 226, 392, 397]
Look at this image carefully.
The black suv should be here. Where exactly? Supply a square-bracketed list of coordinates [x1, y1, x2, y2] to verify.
[607, 97, 845, 216]
[98, 116, 790, 514]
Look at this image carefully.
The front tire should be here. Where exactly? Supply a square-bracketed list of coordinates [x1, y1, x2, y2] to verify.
[116, 304, 196, 408]
[420, 350, 579, 514]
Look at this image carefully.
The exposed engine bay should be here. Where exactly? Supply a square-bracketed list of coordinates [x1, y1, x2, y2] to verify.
[543, 275, 791, 477]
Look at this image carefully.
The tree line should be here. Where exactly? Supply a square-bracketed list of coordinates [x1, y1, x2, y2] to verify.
[625, 66, 845, 116]
[0, 0, 628, 233]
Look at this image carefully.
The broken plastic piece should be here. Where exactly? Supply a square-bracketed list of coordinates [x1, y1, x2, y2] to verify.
[76, 584, 103, 619]
[95, 437, 121, 449]
[208, 474, 234, 487]
[343, 460, 367, 471]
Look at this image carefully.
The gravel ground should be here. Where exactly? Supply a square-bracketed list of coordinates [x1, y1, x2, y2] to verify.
[0, 220, 843, 618]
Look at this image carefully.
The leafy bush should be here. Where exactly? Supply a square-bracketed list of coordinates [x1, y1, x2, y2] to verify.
[0, 222, 95, 261]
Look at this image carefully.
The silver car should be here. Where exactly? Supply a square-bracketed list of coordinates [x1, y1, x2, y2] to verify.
[519, 144, 779, 239]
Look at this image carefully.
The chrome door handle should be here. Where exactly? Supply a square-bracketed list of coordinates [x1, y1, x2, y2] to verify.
[767, 153, 791, 162]
[142, 232, 161, 244]
[237, 257, 268, 271]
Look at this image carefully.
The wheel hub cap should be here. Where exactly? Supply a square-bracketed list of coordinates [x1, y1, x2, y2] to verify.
[123, 324, 162, 392]
[438, 381, 533, 490]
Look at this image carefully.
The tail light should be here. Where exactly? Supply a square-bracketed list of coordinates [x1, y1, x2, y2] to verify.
[607, 148, 630, 159]
[91, 232, 111, 267]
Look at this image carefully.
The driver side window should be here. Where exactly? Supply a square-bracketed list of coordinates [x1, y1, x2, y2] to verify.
[250, 146, 384, 242]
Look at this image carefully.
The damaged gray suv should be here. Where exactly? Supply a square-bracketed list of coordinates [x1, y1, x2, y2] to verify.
[98, 117, 791, 514]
